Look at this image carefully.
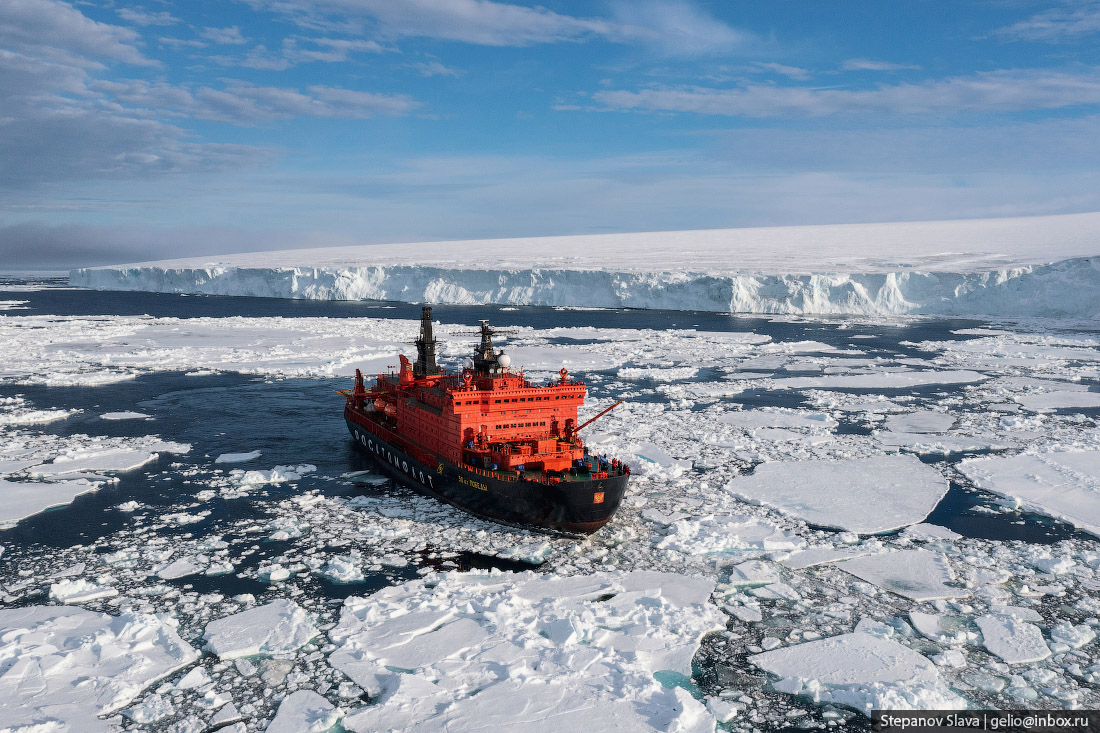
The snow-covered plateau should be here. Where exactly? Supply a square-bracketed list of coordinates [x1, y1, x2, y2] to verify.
[71, 212, 1100, 317]
[3, 293, 1100, 731]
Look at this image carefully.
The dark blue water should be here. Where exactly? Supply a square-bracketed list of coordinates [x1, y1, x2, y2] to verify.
[1, 279, 1097, 574]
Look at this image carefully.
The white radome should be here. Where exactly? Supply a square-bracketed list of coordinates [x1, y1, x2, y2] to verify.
[497, 353, 511, 368]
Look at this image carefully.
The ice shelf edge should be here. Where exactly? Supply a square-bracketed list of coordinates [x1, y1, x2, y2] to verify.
[69, 257, 1100, 317]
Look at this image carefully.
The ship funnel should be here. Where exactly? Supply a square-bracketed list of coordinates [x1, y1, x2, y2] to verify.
[414, 306, 442, 377]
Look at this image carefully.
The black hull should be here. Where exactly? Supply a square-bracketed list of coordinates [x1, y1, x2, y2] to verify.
[345, 415, 628, 535]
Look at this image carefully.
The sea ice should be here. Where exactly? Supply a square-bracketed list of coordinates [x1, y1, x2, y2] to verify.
[49, 578, 119, 603]
[331, 569, 723, 731]
[657, 514, 804, 555]
[0, 476, 98, 529]
[960, 450, 1100, 537]
[155, 557, 206, 580]
[0, 407, 77, 425]
[882, 411, 955, 434]
[780, 545, 879, 570]
[725, 559, 783, 587]
[749, 632, 965, 714]
[717, 409, 838, 431]
[0, 606, 199, 731]
[215, 450, 262, 463]
[901, 523, 961, 541]
[29, 441, 190, 479]
[727, 455, 949, 534]
[836, 549, 965, 601]
[874, 432, 1016, 455]
[203, 599, 319, 659]
[767, 370, 987, 390]
[319, 554, 366, 583]
[267, 690, 341, 733]
[100, 411, 151, 420]
[237, 464, 316, 486]
[1015, 391, 1100, 411]
[976, 614, 1051, 664]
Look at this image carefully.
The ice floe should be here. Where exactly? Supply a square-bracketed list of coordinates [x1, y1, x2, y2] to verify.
[268, 690, 341, 733]
[836, 550, 965, 601]
[0, 606, 199, 731]
[727, 455, 949, 534]
[1016, 391, 1100, 411]
[657, 514, 804, 556]
[49, 577, 120, 603]
[100, 411, 151, 420]
[215, 449, 262, 463]
[976, 614, 1051, 664]
[749, 632, 966, 713]
[0, 477, 98, 530]
[203, 599, 319, 659]
[883, 410, 955, 434]
[960, 450, 1100, 537]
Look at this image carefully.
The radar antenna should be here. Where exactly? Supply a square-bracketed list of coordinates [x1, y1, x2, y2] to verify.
[455, 320, 517, 373]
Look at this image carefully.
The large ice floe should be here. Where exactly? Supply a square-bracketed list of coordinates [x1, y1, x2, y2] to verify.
[726, 455, 950, 534]
[960, 450, 1100, 538]
[330, 569, 724, 731]
[70, 212, 1100, 318]
[0, 606, 198, 731]
[749, 632, 965, 713]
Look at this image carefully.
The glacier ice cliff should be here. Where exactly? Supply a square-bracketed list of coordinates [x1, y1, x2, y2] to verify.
[69, 257, 1100, 318]
[69, 214, 1100, 317]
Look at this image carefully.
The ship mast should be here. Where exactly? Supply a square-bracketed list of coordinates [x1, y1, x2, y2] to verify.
[471, 320, 500, 373]
[414, 306, 442, 377]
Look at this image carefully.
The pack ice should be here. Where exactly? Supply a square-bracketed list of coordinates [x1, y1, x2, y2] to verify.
[330, 569, 724, 732]
[0, 606, 199, 731]
[0, 397, 190, 529]
[70, 212, 1100, 318]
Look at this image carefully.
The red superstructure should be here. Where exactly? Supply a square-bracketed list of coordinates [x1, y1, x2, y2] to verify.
[350, 312, 621, 476]
[342, 307, 630, 534]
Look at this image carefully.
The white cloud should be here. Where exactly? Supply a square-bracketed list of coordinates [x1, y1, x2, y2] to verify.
[0, 0, 419, 193]
[208, 36, 388, 68]
[752, 61, 811, 80]
[200, 25, 247, 45]
[0, 0, 154, 67]
[609, 0, 753, 55]
[592, 68, 1100, 117]
[994, 1, 1100, 42]
[159, 36, 208, 49]
[415, 60, 463, 77]
[0, 5, 268, 190]
[191, 82, 419, 123]
[116, 7, 179, 27]
[345, 0, 609, 45]
[841, 58, 921, 72]
[209, 44, 294, 70]
[89, 77, 419, 124]
[243, 0, 751, 53]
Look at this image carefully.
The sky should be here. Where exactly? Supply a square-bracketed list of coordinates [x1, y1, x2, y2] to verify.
[2, 0, 1100, 268]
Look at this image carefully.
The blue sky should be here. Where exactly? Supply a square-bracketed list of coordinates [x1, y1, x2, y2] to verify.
[2, 0, 1100, 267]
